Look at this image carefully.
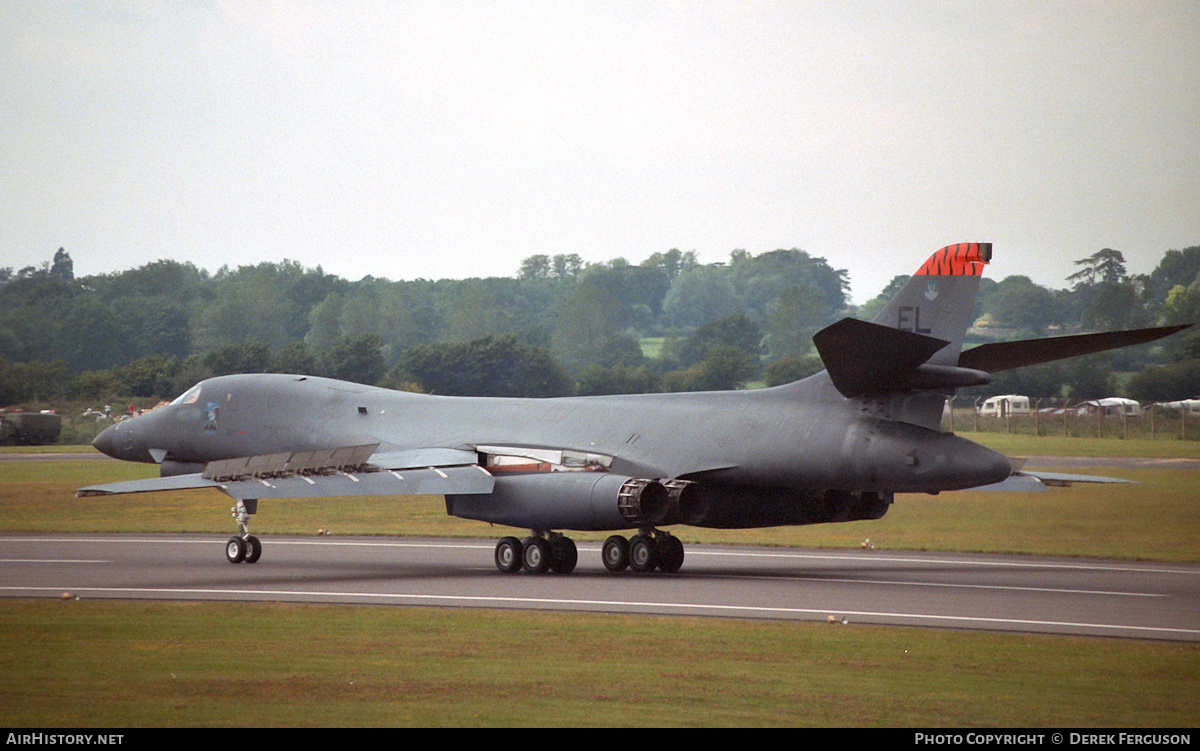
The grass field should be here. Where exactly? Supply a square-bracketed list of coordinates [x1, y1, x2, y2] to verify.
[3, 600, 1198, 727]
[1, 438, 1198, 727]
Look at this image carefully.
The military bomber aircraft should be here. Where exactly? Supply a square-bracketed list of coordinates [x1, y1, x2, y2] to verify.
[79, 243, 1189, 574]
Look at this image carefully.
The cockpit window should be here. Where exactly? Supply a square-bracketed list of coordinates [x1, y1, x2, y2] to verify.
[171, 384, 202, 406]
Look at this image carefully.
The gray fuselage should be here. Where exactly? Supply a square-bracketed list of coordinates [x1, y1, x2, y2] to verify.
[96, 372, 1010, 505]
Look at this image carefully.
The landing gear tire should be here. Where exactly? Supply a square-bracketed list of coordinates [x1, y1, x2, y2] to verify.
[628, 534, 657, 573]
[243, 535, 262, 564]
[522, 536, 551, 574]
[549, 536, 578, 574]
[602, 535, 630, 572]
[494, 536, 523, 574]
[225, 536, 246, 564]
[656, 534, 684, 573]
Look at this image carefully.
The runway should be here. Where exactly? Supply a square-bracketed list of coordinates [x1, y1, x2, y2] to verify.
[2, 533, 1198, 642]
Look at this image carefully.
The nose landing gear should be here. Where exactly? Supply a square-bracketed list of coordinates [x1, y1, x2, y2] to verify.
[224, 499, 262, 564]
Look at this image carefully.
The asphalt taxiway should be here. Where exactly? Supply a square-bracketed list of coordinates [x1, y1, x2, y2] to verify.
[1, 533, 1197, 642]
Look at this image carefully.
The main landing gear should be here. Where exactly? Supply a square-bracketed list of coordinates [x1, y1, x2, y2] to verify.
[224, 499, 262, 564]
[493, 529, 684, 575]
[601, 530, 684, 574]
[494, 532, 578, 574]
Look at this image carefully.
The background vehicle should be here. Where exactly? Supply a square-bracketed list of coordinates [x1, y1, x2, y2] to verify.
[0, 411, 62, 445]
[979, 395, 1031, 417]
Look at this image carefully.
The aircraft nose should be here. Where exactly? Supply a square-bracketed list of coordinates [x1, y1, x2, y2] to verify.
[92, 424, 117, 458]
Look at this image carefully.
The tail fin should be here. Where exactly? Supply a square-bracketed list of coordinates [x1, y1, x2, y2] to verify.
[811, 243, 993, 399]
[871, 242, 991, 366]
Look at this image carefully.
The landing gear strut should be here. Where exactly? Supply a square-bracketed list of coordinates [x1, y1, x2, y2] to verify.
[225, 499, 262, 564]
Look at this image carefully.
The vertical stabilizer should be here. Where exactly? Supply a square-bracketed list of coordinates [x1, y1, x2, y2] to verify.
[872, 243, 991, 366]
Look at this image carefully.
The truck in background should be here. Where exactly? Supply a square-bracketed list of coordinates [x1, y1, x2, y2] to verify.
[0, 411, 62, 445]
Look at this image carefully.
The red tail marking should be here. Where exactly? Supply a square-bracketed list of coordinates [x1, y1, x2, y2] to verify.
[914, 243, 991, 276]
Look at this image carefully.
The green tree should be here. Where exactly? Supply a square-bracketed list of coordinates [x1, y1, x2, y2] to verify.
[50, 248, 74, 281]
[203, 343, 271, 376]
[1127, 359, 1200, 402]
[575, 364, 661, 396]
[732, 248, 849, 324]
[765, 285, 827, 360]
[194, 261, 321, 353]
[1161, 276, 1200, 326]
[677, 314, 762, 371]
[1068, 248, 1128, 287]
[551, 254, 584, 279]
[662, 345, 757, 392]
[1147, 246, 1200, 310]
[983, 276, 1062, 334]
[641, 248, 697, 283]
[304, 291, 344, 355]
[272, 341, 318, 375]
[323, 334, 386, 386]
[1066, 249, 1146, 330]
[518, 255, 551, 280]
[401, 335, 570, 397]
[551, 270, 637, 373]
[57, 295, 127, 371]
[0, 357, 69, 404]
[969, 361, 1068, 400]
[1126, 330, 1200, 402]
[856, 275, 910, 322]
[1062, 355, 1116, 401]
[661, 265, 739, 329]
[764, 355, 824, 387]
[111, 355, 183, 399]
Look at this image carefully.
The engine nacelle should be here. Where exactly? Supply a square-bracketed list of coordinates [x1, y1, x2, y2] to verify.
[445, 472, 669, 531]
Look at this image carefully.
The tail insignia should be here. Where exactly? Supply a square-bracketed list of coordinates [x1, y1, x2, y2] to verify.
[914, 243, 992, 277]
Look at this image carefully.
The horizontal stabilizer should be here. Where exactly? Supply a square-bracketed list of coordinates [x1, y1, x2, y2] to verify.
[966, 468, 1135, 492]
[958, 325, 1191, 373]
[1021, 470, 1136, 487]
[814, 318, 969, 397]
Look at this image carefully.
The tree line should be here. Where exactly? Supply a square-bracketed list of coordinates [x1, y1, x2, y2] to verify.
[1, 244, 1197, 407]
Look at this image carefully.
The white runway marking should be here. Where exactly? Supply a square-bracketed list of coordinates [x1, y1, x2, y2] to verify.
[0, 559, 109, 564]
[2, 584, 1197, 639]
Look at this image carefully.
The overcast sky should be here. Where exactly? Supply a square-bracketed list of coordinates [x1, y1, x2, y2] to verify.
[3, 1, 1198, 304]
